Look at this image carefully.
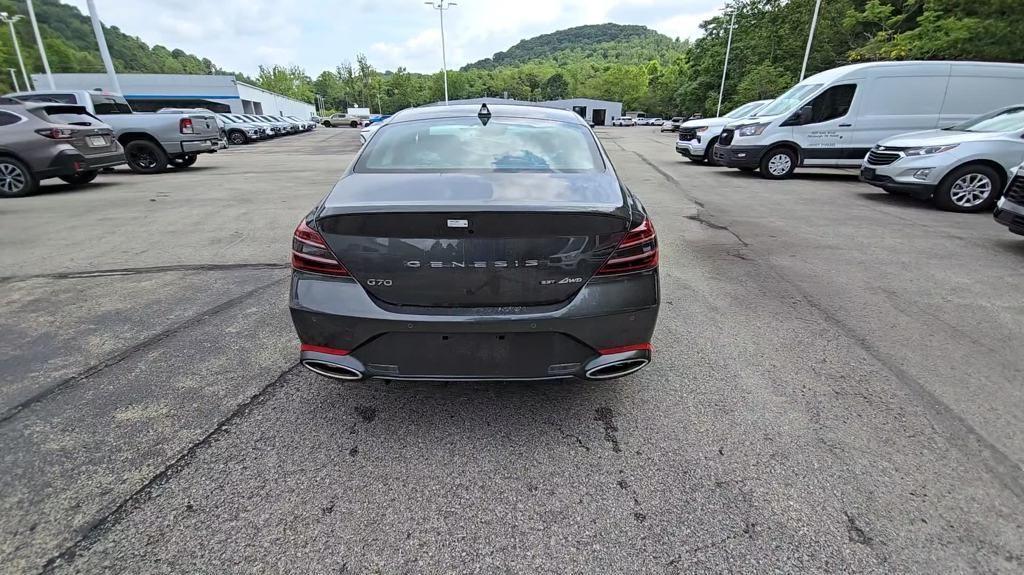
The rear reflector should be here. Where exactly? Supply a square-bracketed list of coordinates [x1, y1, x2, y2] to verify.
[300, 343, 350, 356]
[596, 218, 658, 276]
[599, 343, 653, 355]
[291, 219, 351, 276]
[179, 117, 194, 134]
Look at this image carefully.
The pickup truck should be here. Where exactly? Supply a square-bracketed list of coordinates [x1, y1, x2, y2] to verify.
[6, 90, 220, 173]
[322, 113, 365, 128]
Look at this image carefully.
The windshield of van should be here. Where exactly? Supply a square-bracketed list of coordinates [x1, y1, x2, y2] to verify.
[725, 101, 766, 118]
[750, 84, 822, 117]
[948, 106, 1024, 132]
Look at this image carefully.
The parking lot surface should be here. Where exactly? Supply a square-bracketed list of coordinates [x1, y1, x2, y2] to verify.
[2, 127, 1022, 573]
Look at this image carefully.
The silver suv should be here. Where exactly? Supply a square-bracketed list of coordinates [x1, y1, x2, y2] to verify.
[861, 105, 1024, 212]
[0, 97, 124, 197]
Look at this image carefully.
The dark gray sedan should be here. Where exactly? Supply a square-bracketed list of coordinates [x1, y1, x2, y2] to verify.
[289, 104, 660, 381]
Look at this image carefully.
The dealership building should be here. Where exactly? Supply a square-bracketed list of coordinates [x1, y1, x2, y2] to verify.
[30, 73, 317, 118]
[431, 97, 623, 126]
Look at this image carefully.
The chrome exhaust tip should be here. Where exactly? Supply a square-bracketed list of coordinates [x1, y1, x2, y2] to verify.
[301, 359, 364, 381]
[584, 358, 650, 380]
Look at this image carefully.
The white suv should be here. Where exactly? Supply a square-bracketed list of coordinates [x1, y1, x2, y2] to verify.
[861, 105, 1024, 212]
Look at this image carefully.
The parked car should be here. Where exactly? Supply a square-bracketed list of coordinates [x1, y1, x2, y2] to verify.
[155, 108, 228, 153]
[0, 97, 124, 197]
[612, 116, 636, 127]
[861, 105, 1024, 212]
[290, 103, 659, 382]
[237, 114, 279, 137]
[661, 117, 684, 132]
[285, 115, 315, 131]
[676, 100, 771, 165]
[260, 115, 296, 134]
[7, 90, 220, 174]
[648, 118, 664, 126]
[714, 61, 1024, 179]
[994, 162, 1024, 235]
[218, 113, 266, 144]
[323, 113, 363, 128]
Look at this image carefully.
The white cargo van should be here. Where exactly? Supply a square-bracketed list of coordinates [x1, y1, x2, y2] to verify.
[713, 61, 1024, 178]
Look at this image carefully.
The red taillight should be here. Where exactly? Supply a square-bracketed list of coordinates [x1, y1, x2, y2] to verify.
[179, 117, 194, 134]
[35, 127, 74, 139]
[300, 343, 350, 356]
[599, 343, 653, 355]
[596, 218, 658, 276]
[291, 219, 350, 276]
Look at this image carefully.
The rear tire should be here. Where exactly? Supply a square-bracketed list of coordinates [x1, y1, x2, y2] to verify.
[124, 140, 168, 174]
[759, 147, 797, 179]
[59, 170, 99, 185]
[933, 164, 1002, 213]
[0, 156, 37, 197]
[169, 154, 198, 169]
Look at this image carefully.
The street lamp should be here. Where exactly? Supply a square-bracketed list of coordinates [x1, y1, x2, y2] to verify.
[0, 13, 30, 91]
[716, 10, 736, 117]
[7, 68, 19, 92]
[799, 0, 823, 81]
[26, 1, 55, 90]
[424, 1, 456, 105]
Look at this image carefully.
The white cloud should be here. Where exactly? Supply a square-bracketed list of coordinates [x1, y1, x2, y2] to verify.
[58, 0, 727, 75]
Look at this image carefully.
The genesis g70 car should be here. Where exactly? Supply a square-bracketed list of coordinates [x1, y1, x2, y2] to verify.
[289, 103, 659, 381]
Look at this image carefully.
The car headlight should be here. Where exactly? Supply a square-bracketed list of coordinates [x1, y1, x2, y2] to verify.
[694, 126, 709, 133]
[736, 123, 770, 137]
[903, 144, 959, 156]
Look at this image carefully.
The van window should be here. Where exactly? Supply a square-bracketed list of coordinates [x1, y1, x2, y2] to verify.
[804, 84, 856, 124]
[751, 84, 821, 117]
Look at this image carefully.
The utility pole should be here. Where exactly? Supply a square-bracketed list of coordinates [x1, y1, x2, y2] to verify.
[424, 1, 456, 105]
[716, 10, 736, 117]
[0, 13, 30, 90]
[85, 0, 121, 93]
[26, 1, 54, 89]
[8, 68, 19, 92]
[799, 0, 823, 81]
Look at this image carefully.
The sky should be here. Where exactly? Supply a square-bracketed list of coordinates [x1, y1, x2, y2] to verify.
[62, 0, 727, 77]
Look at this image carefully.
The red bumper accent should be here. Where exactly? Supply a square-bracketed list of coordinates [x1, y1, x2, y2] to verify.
[598, 343, 653, 355]
[300, 343, 350, 356]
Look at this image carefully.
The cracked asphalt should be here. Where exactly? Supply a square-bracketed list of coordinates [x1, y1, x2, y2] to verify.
[1, 126, 1022, 574]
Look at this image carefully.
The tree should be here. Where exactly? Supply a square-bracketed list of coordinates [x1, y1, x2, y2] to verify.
[541, 72, 569, 99]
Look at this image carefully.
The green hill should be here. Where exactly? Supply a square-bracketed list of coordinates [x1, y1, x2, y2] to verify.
[462, 23, 686, 70]
[0, 0, 240, 92]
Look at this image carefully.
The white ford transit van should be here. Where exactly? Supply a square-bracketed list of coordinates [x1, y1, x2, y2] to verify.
[712, 61, 1024, 178]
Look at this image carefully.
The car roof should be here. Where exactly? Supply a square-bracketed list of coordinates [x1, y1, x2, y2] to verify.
[389, 104, 587, 126]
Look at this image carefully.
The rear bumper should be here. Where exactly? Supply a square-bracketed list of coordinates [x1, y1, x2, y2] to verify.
[713, 145, 764, 168]
[36, 149, 125, 179]
[289, 270, 660, 381]
[994, 197, 1024, 235]
[163, 138, 219, 156]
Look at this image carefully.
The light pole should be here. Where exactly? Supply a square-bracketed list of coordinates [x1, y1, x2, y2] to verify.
[799, 0, 823, 81]
[0, 13, 30, 90]
[7, 68, 19, 92]
[424, 1, 456, 105]
[85, 0, 121, 93]
[716, 10, 736, 117]
[26, 0, 54, 90]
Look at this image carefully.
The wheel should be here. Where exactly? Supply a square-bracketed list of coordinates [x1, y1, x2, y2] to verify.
[59, 170, 99, 185]
[703, 138, 720, 166]
[228, 130, 248, 145]
[759, 147, 797, 179]
[169, 154, 198, 169]
[933, 164, 1002, 212]
[0, 156, 37, 197]
[323, 121, 333, 127]
[349, 120, 359, 128]
[124, 140, 168, 174]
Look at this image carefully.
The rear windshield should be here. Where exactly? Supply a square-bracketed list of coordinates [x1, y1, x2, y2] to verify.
[31, 105, 102, 126]
[354, 117, 604, 173]
[89, 94, 133, 114]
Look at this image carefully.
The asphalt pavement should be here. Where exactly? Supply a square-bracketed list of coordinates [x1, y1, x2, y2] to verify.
[1, 126, 1022, 574]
